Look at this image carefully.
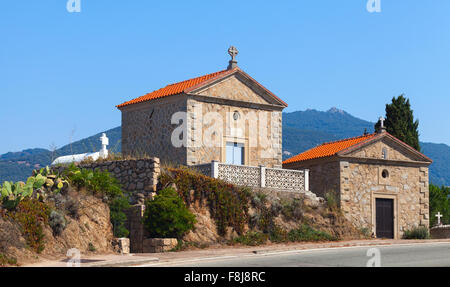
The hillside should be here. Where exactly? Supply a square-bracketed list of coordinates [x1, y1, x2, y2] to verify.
[0, 127, 121, 183]
[1, 108, 448, 186]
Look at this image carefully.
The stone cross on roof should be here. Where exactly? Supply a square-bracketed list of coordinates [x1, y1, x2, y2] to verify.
[378, 116, 386, 133]
[227, 46, 239, 70]
[379, 116, 385, 128]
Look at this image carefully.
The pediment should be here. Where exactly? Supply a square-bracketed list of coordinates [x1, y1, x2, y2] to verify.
[339, 134, 431, 163]
[186, 69, 287, 108]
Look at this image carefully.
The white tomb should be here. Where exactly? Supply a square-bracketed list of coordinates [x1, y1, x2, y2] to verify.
[51, 133, 109, 165]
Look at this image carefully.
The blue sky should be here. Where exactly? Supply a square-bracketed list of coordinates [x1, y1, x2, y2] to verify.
[1, 0, 449, 154]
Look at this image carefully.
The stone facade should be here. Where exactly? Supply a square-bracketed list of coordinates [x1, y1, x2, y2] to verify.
[118, 70, 287, 168]
[284, 134, 432, 239]
[121, 96, 188, 165]
[54, 158, 161, 205]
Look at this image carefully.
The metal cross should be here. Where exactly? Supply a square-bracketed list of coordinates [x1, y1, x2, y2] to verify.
[228, 46, 238, 61]
[436, 212, 443, 226]
[379, 116, 386, 128]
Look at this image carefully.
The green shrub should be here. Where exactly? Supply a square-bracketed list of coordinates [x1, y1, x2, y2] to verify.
[109, 195, 130, 238]
[159, 167, 251, 236]
[9, 198, 50, 253]
[64, 164, 130, 237]
[49, 210, 66, 236]
[88, 242, 96, 252]
[232, 231, 268, 246]
[324, 191, 339, 210]
[281, 198, 303, 221]
[268, 225, 288, 243]
[144, 188, 196, 239]
[0, 254, 17, 267]
[287, 224, 337, 242]
[402, 227, 430, 239]
[64, 164, 122, 199]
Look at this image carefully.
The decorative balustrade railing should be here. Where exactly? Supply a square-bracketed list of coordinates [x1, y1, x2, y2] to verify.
[192, 161, 309, 192]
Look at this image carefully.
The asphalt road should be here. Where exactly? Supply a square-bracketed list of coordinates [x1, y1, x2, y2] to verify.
[141, 242, 450, 267]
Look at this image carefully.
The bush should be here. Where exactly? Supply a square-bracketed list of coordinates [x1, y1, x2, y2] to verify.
[232, 231, 268, 246]
[144, 188, 196, 239]
[64, 164, 122, 199]
[402, 227, 430, 239]
[8, 198, 50, 253]
[287, 224, 337, 242]
[64, 164, 130, 237]
[109, 195, 130, 238]
[0, 254, 17, 267]
[281, 198, 303, 221]
[324, 191, 339, 210]
[159, 167, 251, 236]
[49, 210, 66, 236]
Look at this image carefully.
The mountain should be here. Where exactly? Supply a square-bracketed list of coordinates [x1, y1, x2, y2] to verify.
[0, 127, 121, 183]
[1, 108, 449, 186]
[282, 108, 375, 156]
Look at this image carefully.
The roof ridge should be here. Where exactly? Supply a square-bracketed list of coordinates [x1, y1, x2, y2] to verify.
[319, 133, 376, 146]
[165, 69, 228, 87]
[116, 69, 229, 108]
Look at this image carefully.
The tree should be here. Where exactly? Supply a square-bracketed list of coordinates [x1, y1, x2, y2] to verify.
[375, 94, 421, 151]
[429, 184, 449, 226]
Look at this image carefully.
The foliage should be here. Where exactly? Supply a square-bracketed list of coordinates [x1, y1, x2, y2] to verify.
[0, 253, 18, 267]
[63, 164, 122, 199]
[375, 94, 420, 151]
[159, 167, 251, 236]
[287, 224, 337, 242]
[143, 188, 196, 239]
[63, 164, 130, 237]
[324, 191, 339, 211]
[49, 210, 66, 236]
[429, 184, 449, 226]
[8, 198, 50, 253]
[109, 194, 130, 238]
[88, 242, 96, 252]
[402, 227, 430, 239]
[280, 198, 304, 221]
[231, 231, 269, 246]
[231, 224, 337, 246]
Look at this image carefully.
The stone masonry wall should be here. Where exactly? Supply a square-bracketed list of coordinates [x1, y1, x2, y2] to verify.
[284, 160, 340, 198]
[76, 158, 161, 205]
[187, 98, 283, 168]
[120, 96, 187, 165]
[340, 161, 429, 238]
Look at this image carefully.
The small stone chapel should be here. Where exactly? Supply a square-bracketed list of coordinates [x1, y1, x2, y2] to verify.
[283, 120, 432, 239]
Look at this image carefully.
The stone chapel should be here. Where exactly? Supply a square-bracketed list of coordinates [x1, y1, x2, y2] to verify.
[283, 123, 432, 239]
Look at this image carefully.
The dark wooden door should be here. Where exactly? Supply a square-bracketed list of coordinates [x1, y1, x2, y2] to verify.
[376, 198, 394, 239]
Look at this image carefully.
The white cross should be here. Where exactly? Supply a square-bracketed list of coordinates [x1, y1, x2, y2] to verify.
[435, 212, 443, 226]
[379, 116, 386, 128]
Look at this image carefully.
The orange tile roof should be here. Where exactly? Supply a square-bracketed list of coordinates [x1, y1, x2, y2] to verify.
[117, 69, 229, 108]
[283, 133, 377, 164]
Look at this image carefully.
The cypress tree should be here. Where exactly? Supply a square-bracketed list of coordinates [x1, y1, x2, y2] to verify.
[375, 94, 421, 151]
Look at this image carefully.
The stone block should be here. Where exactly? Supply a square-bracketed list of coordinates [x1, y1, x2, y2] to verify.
[112, 238, 130, 254]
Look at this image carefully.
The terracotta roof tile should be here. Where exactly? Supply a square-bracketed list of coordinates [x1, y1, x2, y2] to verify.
[283, 133, 377, 164]
[117, 69, 229, 108]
